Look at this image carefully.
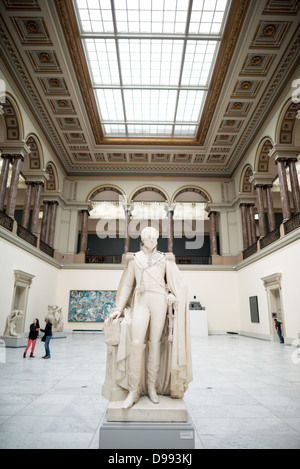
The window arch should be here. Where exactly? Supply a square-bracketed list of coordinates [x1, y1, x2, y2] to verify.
[240, 164, 254, 193]
[254, 138, 274, 173]
[26, 134, 44, 170]
[172, 186, 211, 203]
[45, 162, 58, 191]
[276, 99, 300, 145]
[87, 184, 126, 202]
[130, 185, 169, 203]
[0, 93, 24, 141]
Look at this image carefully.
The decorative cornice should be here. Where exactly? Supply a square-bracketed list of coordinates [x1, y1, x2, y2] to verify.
[196, 0, 252, 146]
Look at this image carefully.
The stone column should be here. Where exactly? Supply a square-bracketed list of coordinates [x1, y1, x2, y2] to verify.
[0, 154, 12, 211]
[276, 158, 291, 222]
[264, 185, 276, 232]
[48, 201, 58, 248]
[79, 209, 89, 253]
[21, 181, 34, 229]
[254, 185, 267, 238]
[209, 210, 218, 255]
[5, 155, 24, 218]
[165, 204, 176, 253]
[31, 182, 44, 235]
[287, 158, 300, 215]
[40, 201, 51, 243]
[240, 204, 249, 250]
[123, 204, 133, 254]
[248, 204, 257, 245]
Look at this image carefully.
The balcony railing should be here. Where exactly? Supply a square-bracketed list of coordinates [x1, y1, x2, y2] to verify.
[39, 240, 54, 258]
[176, 256, 212, 265]
[86, 254, 122, 264]
[243, 242, 258, 260]
[16, 224, 38, 247]
[260, 228, 280, 250]
[284, 212, 300, 235]
[0, 210, 14, 232]
[85, 254, 212, 265]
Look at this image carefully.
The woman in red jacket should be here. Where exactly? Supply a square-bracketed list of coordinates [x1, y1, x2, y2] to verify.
[23, 318, 40, 358]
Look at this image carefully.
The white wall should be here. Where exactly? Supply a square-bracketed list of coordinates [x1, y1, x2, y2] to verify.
[237, 238, 300, 342]
[57, 266, 240, 333]
[1, 234, 299, 342]
[0, 236, 59, 335]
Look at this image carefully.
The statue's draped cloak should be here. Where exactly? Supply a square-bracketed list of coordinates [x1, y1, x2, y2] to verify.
[113, 252, 192, 398]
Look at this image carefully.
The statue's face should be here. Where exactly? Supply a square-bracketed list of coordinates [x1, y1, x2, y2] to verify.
[142, 235, 158, 252]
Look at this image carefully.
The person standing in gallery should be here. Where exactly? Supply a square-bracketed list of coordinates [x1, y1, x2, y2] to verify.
[40, 317, 52, 359]
[23, 318, 40, 358]
[274, 318, 284, 344]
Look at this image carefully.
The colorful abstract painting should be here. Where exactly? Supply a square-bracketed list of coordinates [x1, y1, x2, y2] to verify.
[68, 290, 117, 322]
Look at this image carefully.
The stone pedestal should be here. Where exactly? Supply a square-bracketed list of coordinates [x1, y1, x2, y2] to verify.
[99, 397, 195, 449]
[52, 331, 67, 339]
[189, 309, 208, 337]
[107, 396, 187, 423]
[1, 336, 27, 348]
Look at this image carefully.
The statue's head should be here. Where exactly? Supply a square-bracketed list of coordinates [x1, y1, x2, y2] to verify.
[141, 227, 159, 252]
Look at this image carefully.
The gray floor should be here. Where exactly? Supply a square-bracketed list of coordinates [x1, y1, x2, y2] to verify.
[0, 333, 300, 449]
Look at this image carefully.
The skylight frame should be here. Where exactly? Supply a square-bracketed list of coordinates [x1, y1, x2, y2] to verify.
[73, 0, 231, 139]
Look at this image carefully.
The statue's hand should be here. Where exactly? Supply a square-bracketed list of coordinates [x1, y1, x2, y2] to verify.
[108, 308, 123, 322]
[167, 293, 176, 307]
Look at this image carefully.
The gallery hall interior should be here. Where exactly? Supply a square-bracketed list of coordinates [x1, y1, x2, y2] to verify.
[0, 0, 299, 451]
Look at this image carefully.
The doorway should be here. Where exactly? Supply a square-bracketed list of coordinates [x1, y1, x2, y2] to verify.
[11, 270, 35, 336]
[261, 273, 285, 341]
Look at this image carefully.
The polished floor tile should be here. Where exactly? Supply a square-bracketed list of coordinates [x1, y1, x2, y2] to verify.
[0, 333, 299, 449]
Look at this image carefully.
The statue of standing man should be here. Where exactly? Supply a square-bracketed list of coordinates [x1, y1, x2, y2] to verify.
[105, 227, 192, 409]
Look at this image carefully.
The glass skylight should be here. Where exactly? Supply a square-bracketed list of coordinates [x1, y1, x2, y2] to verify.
[73, 0, 230, 138]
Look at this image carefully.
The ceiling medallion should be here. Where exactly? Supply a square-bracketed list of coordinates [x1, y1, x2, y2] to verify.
[26, 20, 39, 33]
[65, 118, 74, 123]
[226, 120, 235, 126]
[263, 24, 275, 37]
[39, 52, 51, 63]
[58, 100, 67, 107]
[49, 78, 60, 87]
[251, 56, 262, 66]
[233, 102, 242, 109]
[241, 81, 251, 89]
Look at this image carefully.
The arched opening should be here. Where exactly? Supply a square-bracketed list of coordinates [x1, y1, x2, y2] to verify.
[82, 185, 126, 263]
[240, 164, 254, 194]
[26, 134, 44, 170]
[45, 162, 58, 191]
[0, 94, 24, 142]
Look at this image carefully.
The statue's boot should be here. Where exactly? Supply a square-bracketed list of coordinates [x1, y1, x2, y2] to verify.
[123, 343, 145, 409]
[147, 340, 161, 404]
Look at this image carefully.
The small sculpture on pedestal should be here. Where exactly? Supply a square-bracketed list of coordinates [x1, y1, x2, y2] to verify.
[102, 227, 193, 410]
[47, 305, 64, 332]
[3, 310, 24, 338]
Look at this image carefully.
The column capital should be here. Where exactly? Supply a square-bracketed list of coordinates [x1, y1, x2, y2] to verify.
[164, 202, 176, 213]
[207, 209, 217, 217]
[269, 145, 300, 161]
[249, 172, 275, 187]
[0, 141, 31, 158]
[81, 208, 90, 216]
[286, 157, 299, 164]
[122, 203, 134, 214]
[22, 170, 49, 186]
[0, 153, 13, 161]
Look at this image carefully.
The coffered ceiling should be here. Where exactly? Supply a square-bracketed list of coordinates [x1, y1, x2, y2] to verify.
[0, 0, 299, 177]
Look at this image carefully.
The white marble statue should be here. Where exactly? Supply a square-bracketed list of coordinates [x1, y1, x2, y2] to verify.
[103, 227, 192, 409]
[3, 310, 24, 338]
[47, 305, 64, 332]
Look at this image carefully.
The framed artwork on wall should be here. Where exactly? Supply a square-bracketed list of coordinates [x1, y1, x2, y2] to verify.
[68, 290, 117, 322]
[249, 295, 260, 323]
